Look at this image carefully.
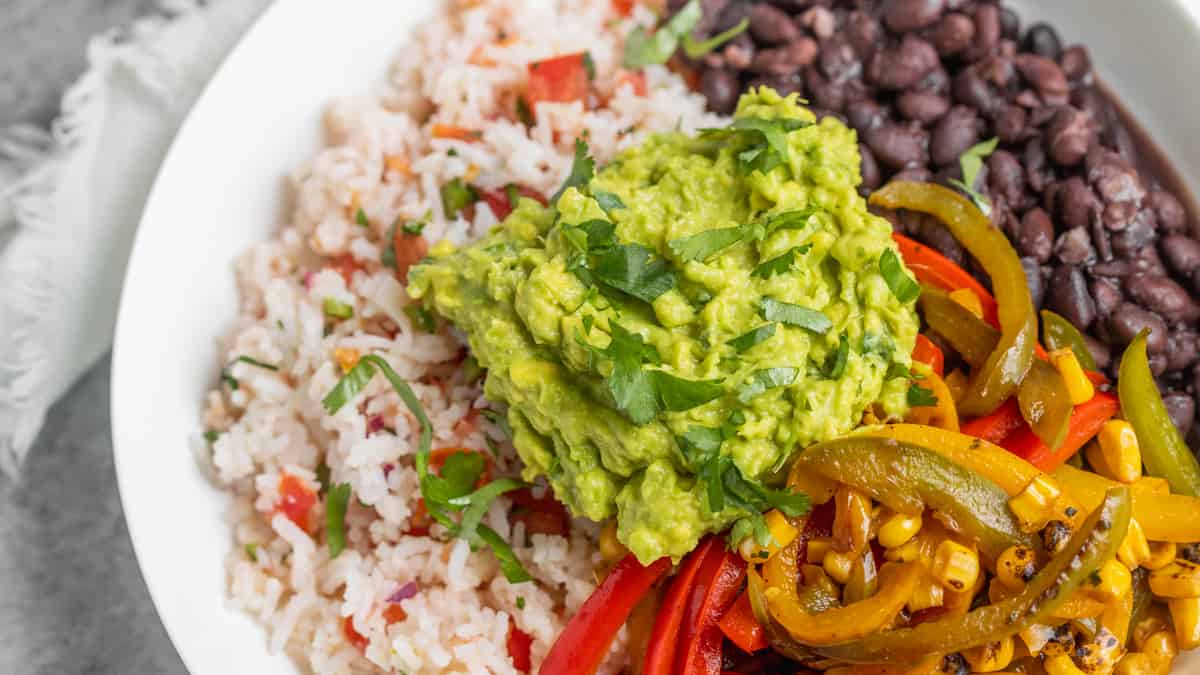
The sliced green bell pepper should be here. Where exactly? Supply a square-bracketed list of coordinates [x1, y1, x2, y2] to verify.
[1041, 309, 1097, 371]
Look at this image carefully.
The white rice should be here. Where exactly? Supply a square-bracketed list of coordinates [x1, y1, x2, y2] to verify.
[200, 0, 723, 673]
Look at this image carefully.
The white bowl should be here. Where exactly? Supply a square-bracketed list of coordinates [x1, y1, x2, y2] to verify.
[111, 1, 1200, 673]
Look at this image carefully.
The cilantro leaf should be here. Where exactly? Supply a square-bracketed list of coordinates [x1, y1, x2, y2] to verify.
[355, 208, 370, 228]
[701, 117, 812, 174]
[680, 425, 724, 458]
[622, 0, 702, 68]
[427, 451, 486, 505]
[203, 430, 219, 443]
[737, 367, 798, 403]
[236, 355, 278, 371]
[220, 369, 238, 390]
[401, 220, 426, 236]
[595, 323, 722, 423]
[593, 191, 627, 213]
[862, 331, 895, 361]
[323, 297, 354, 319]
[478, 524, 532, 583]
[405, 305, 437, 332]
[593, 244, 676, 302]
[825, 333, 850, 378]
[326, 483, 352, 559]
[245, 542, 259, 562]
[515, 96, 534, 127]
[315, 462, 332, 496]
[753, 244, 811, 278]
[551, 139, 595, 205]
[382, 221, 399, 268]
[448, 477, 524, 543]
[948, 137, 998, 216]
[879, 248, 920, 304]
[653, 371, 724, 412]
[682, 18, 749, 59]
[908, 383, 939, 407]
[668, 223, 763, 263]
[727, 323, 777, 353]
[441, 178, 479, 218]
[760, 298, 831, 334]
[582, 51, 596, 81]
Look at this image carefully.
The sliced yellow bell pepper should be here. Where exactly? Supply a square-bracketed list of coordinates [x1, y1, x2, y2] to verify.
[1052, 464, 1200, 543]
[905, 362, 959, 432]
[765, 561, 921, 646]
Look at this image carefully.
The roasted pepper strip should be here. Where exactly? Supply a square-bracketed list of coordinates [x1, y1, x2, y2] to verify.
[1041, 309, 1098, 371]
[795, 437, 1037, 562]
[813, 487, 1131, 664]
[905, 363, 959, 432]
[892, 233, 999, 326]
[1002, 392, 1118, 471]
[1052, 464, 1200, 543]
[764, 561, 921, 646]
[747, 564, 816, 663]
[1119, 329, 1200, 496]
[874, 184, 1036, 417]
[921, 288, 1071, 449]
[718, 591, 769, 654]
[959, 398, 1024, 445]
[911, 334, 945, 377]
[643, 536, 721, 675]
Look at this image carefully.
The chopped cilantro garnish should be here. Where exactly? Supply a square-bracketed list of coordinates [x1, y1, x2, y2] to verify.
[551, 139, 596, 205]
[401, 220, 426, 236]
[462, 355, 483, 383]
[727, 323, 777, 353]
[908, 383, 938, 407]
[382, 221, 399, 269]
[825, 333, 850, 378]
[323, 297, 354, 320]
[667, 209, 817, 264]
[203, 430, 219, 443]
[236, 355, 278, 371]
[355, 208, 370, 228]
[326, 483, 352, 559]
[504, 184, 521, 210]
[737, 367, 798, 403]
[760, 298, 831, 334]
[948, 137, 998, 216]
[404, 305, 437, 332]
[682, 18, 749, 59]
[622, 0, 702, 67]
[447, 148, 459, 157]
[752, 244, 811, 278]
[245, 543, 259, 562]
[516, 596, 526, 610]
[582, 51, 596, 81]
[441, 178, 479, 218]
[220, 369, 238, 390]
[700, 117, 812, 175]
[515, 97, 534, 127]
[592, 243, 677, 302]
[879, 248, 920, 304]
[315, 462, 332, 497]
[593, 190, 626, 213]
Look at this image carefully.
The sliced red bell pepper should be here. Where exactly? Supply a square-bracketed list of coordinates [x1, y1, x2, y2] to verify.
[911, 334, 945, 377]
[539, 553, 671, 675]
[1003, 391, 1120, 471]
[643, 536, 721, 675]
[797, 500, 836, 563]
[893, 233, 999, 326]
[527, 53, 591, 107]
[677, 549, 747, 675]
[611, 0, 635, 16]
[960, 397, 1025, 445]
[718, 591, 768, 654]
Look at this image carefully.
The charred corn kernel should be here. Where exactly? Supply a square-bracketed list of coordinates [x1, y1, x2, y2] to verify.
[807, 537, 833, 564]
[334, 347, 360, 373]
[1088, 559, 1133, 603]
[739, 509, 798, 562]
[1009, 475, 1063, 533]
[996, 545, 1038, 590]
[884, 538, 921, 563]
[1097, 419, 1143, 483]
[1149, 560, 1200, 598]
[1142, 630, 1179, 661]
[907, 574, 945, 612]
[1019, 624, 1059, 657]
[1144, 541, 1177, 571]
[822, 549, 855, 585]
[1168, 597, 1200, 649]
[1132, 475, 1170, 496]
[1133, 608, 1172, 651]
[1118, 518, 1152, 569]
[1051, 592, 1107, 620]
[833, 487, 872, 554]
[949, 288, 984, 319]
[463, 163, 481, 183]
[598, 521, 627, 562]
[962, 637, 1014, 672]
[932, 540, 980, 592]
[1044, 654, 1087, 675]
[877, 511, 922, 549]
[1114, 653, 1159, 675]
[1049, 348, 1095, 405]
[944, 369, 968, 403]
[1075, 627, 1124, 673]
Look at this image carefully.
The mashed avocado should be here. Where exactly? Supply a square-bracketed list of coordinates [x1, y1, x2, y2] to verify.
[409, 89, 920, 563]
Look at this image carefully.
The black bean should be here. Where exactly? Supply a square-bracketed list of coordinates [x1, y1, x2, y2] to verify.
[846, 98, 886, 134]
[866, 35, 939, 90]
[883, 0, 945, 33]
[1126, 274, 1200, 323]
[749, 3, 801, 45]
[859, 143, 881, 191]
[1148, 189, 1189, 235]
[1082, 334, 1112, 370]
[1164, 393, 1196, 438]
[1017, 208, 1055, 263]
[1055, 176, 1099, 231]
[964, 3, 1000, 61]
[1059, 44, 1092, 82]
[1015, 54, 1069, 105]
[1162, 235, 1200, 277]
[891, 167, 935, 184]
[1090, 278, 1123, 317]
[1054, 227, 1095, 266]
[865, 123, 929, 170]
[987, 150, 1025, 209]
[1044, 106, 1094, 167]
[931, 12, 974, 56]
[701, 69, 741, 114]
[1021, 257, 1045, 309]
[845, 10, 882, 58]
[819, 36, 862, 83]
[1111, 217, 1158, 258]
[930, 106, 980, 167]
[1023, 138, 1052, 192]
[751, 39, 818, 75]
[952, 67, 1002, 115]
[1166, 332, 1200, 373]
[712, 0, 749, 34]
[1088, 147, 1146, 207]
[896, 91, 949, 124]
[993, 104, 1028, 145]
[1109, 302, 1168, 352]
[1023, 23, 1062, 60]
[1092, 260, 1130, 278]
[1047, 265, 1096, 329]
[804, 67, 845, 111]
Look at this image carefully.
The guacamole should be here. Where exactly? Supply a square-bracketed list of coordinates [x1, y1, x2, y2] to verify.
[408, 89, 920, 563]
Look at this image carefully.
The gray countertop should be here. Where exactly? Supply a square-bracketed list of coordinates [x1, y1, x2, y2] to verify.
[1, 1, 187, 673]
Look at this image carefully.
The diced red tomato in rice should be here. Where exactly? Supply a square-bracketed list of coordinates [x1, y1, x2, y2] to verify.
[526, 53, 591, 107]
[508, 487, 571, 537]
[507, 619, 534, 672]
[275, 473, 317, 532]
[342, 616, 369, 651]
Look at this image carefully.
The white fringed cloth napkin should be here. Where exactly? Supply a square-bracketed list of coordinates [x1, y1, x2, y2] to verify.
[0, 0, 272, 477]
